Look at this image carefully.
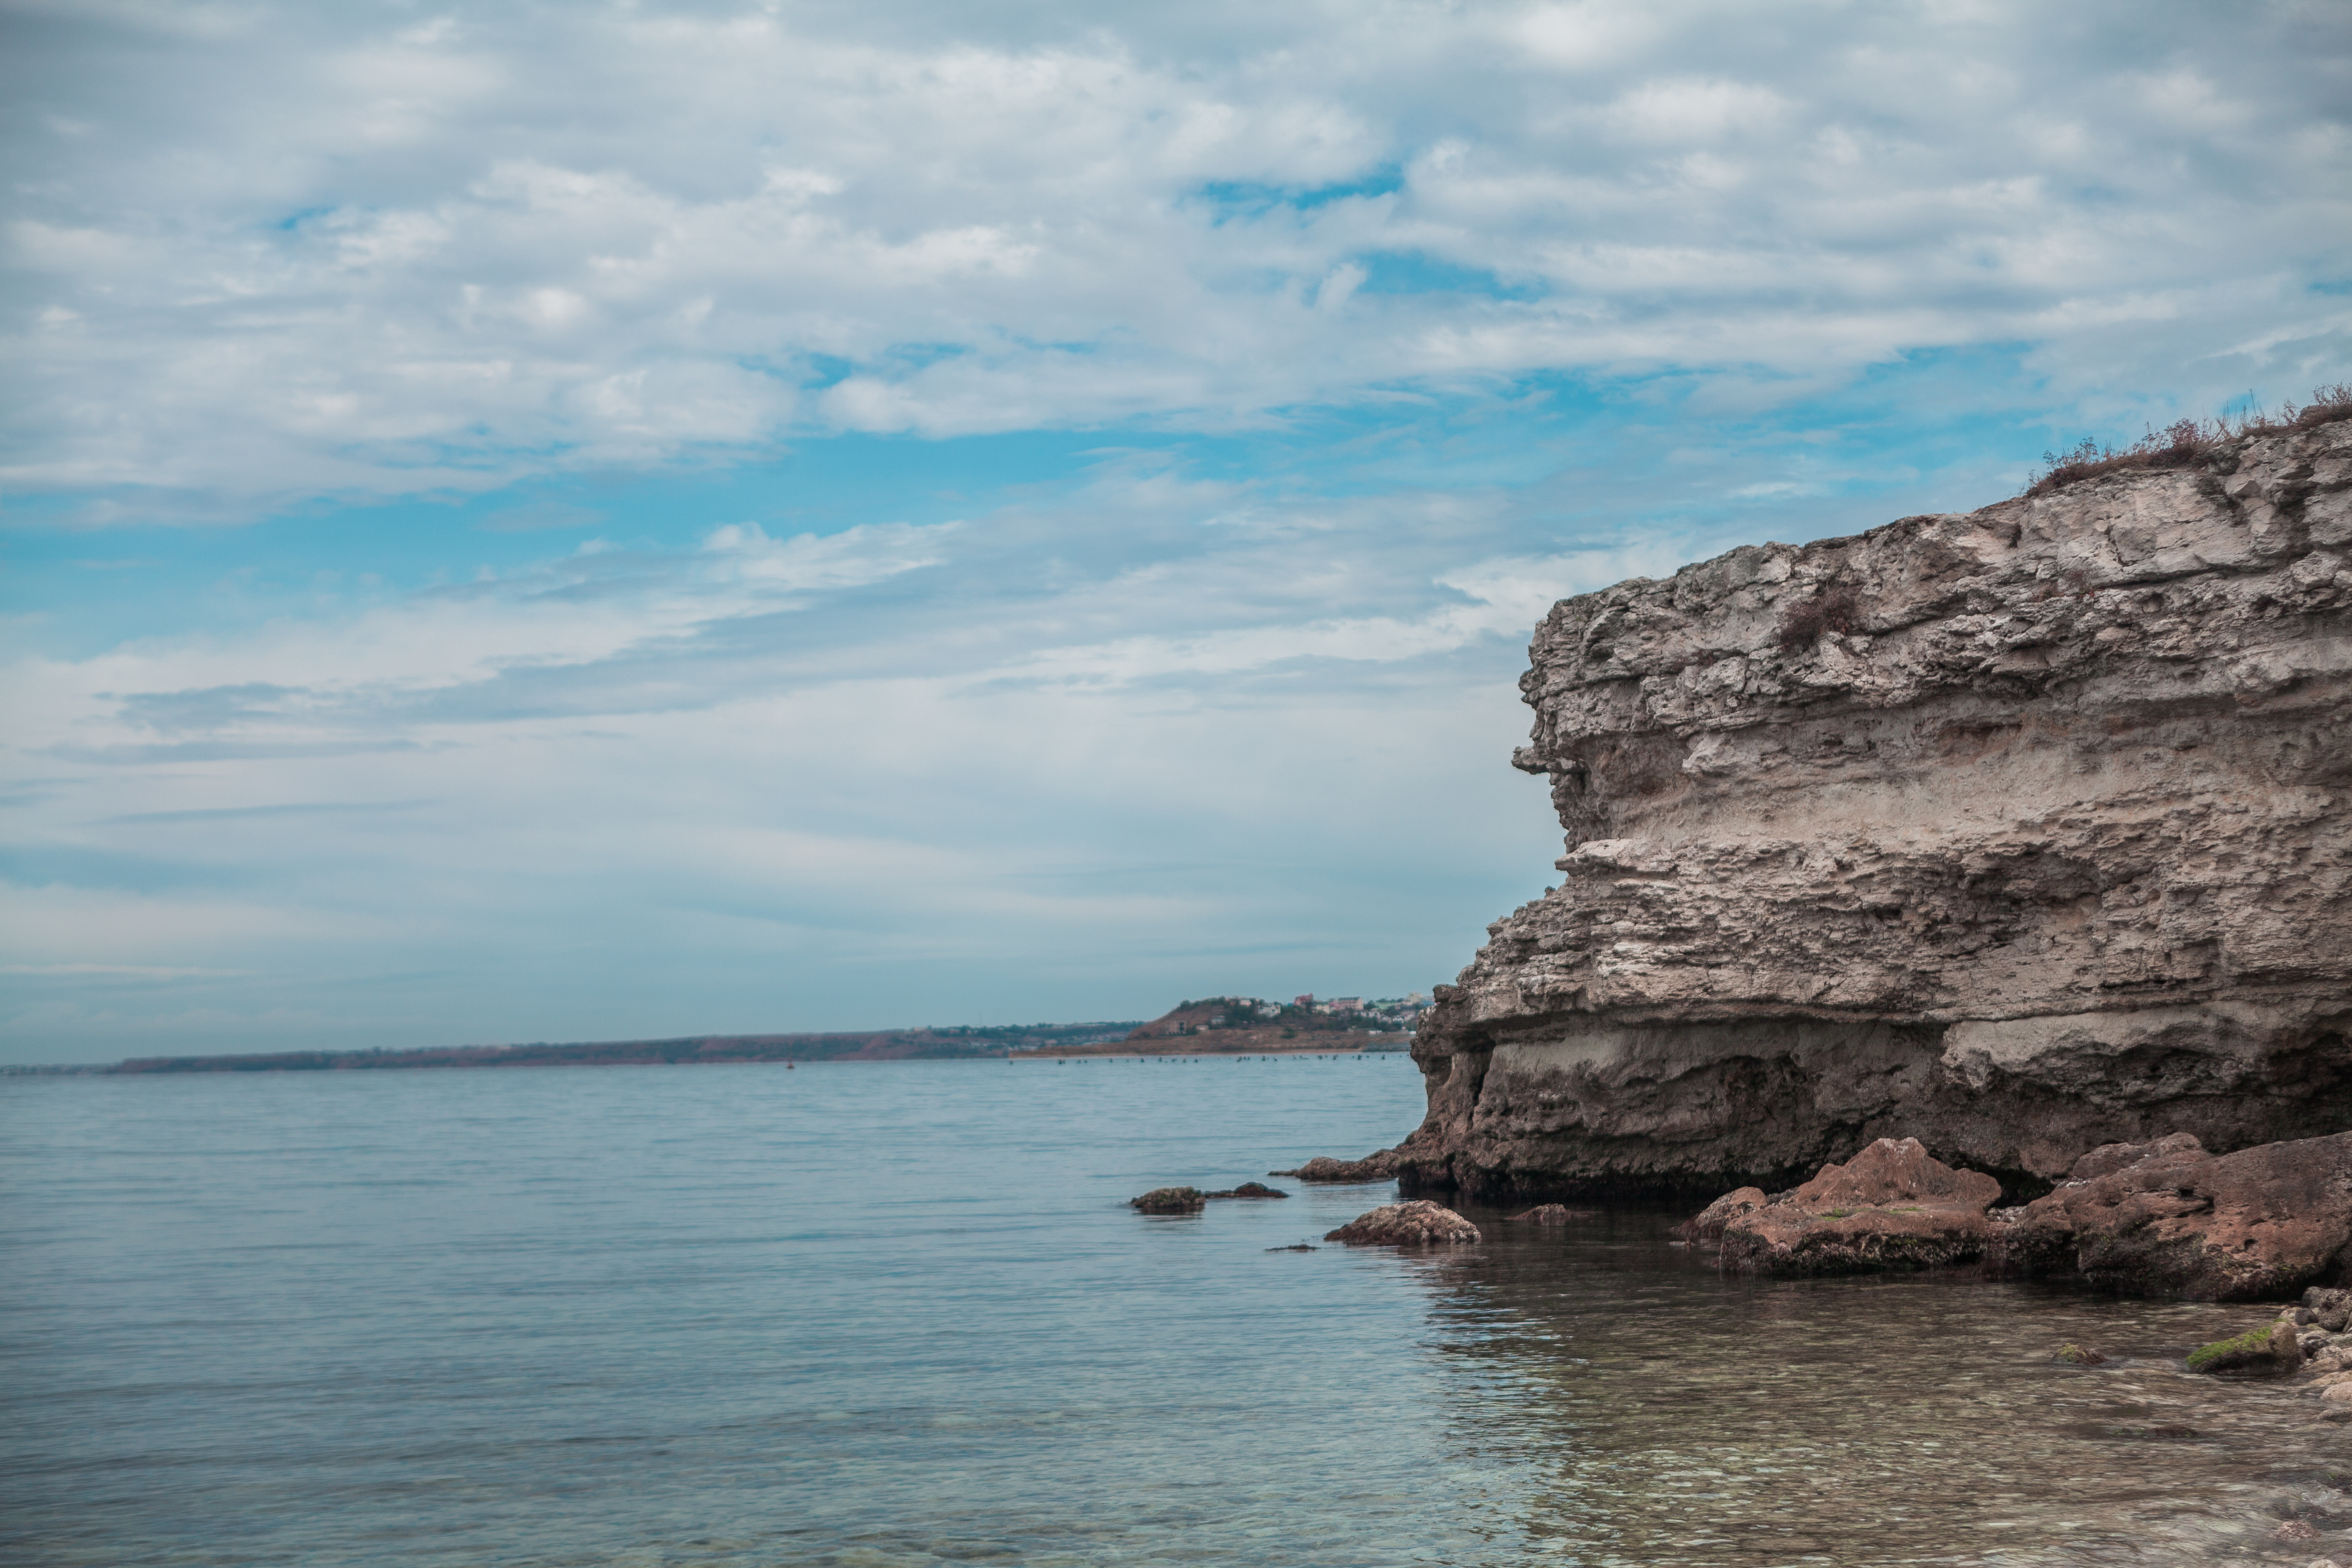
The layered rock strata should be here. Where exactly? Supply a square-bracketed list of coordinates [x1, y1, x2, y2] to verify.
[1385, 416, 2352, 1200]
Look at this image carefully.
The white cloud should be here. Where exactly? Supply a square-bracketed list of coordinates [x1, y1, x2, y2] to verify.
[1, 0, 2341, 504]
[2, 0, 2347, 1061]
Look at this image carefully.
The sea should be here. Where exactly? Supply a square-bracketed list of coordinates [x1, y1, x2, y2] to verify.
[2, 1055, 2344, 1567]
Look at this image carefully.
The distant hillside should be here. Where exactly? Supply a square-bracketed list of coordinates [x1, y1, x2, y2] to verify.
[1017, 994, 1422, 1057]
[107, 1021, 1141, 1074]
[1126, 994, 1422, 1040]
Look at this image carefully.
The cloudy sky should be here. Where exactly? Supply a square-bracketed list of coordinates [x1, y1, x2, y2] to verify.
[4, 0, 2347, 1063]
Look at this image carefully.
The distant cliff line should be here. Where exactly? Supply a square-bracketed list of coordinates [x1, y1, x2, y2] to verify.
[102, 1022, 1143, 1074]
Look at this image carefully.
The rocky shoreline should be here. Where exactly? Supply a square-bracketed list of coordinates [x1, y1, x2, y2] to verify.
[1238, 417, 2352, 1549]
[1281, 414, 2349, 1289]
[1299, 412, 2352, 1209]
[1137, 1164, 2352, 1551]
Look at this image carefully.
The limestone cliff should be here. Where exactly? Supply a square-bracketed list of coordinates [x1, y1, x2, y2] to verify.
[1392, 414, 2352, 1201]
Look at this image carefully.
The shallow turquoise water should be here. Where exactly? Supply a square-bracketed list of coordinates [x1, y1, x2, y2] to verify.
[2, 1057, 2345, 1566]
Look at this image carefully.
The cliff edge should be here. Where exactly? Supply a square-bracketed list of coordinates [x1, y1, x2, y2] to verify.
[1390, 413, 2352, 1201]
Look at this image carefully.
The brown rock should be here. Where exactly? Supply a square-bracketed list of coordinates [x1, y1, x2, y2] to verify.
[1355, 415, 2352, 1202]
[1507, 1203, 1598, 1224]
[1715, 1138, 2004, 1277]
[1675, 1187, 1767, 1241]
[1270, 1152, 1399, 1183]
[1130, 1186, 1206, 1214]
[1324, 1200, 1481, 1247]
[1785, 1135, 2003, 1211]
[1205, 1182, 1288, 1199]
[1989, 1132, 2352, 1299]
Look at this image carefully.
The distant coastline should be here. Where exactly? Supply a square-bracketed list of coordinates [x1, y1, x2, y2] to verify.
[6, 991, 1427, 1076]
[75, 1022, 1143, 1076]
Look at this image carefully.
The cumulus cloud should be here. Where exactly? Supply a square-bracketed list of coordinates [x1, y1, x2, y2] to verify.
[3, 0, 2344, 504]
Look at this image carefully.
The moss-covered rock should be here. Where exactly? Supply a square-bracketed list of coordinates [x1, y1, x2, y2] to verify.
[2186, 1319, 2301, 1374]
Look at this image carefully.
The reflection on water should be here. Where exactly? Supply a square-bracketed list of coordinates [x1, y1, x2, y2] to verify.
[1, 1059, 2342, 1567]
[1419, 1208, 2350, 1566]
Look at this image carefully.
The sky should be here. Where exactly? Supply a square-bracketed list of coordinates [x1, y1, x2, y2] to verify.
[3, 0, 2348, 1064]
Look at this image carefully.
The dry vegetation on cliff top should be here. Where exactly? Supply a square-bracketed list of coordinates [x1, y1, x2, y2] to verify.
[2025, 383, 2352, 498]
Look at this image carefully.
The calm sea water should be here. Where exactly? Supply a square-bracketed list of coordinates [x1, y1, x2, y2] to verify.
[2, 1057, 2345, 1567]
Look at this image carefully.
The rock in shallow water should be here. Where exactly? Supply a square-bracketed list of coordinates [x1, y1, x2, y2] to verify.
[1989, 1132, 2352, 1299]
[1715, 1138, 2003, 1277]
[1207, 1182, 1288, 1199]
[1683, 1129, 2352, 1295]
[1130, 1187, 1206, 1214]
[1268, 1153, 1398, 1183]
[1506, 1204, 1598, 1224]
[2186, 1320, 2302, 1375]
[1675, 1186, 1767, 1241]
[1324, 1201, 1480, 1247]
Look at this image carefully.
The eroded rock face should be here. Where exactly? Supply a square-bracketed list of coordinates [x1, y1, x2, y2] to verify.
[1324, 1200, 1481, 1247]
[1383, 416, 2352, 1201]
[1715, 1137, 2004, 1276]
[1991, 1132, 2352, 1299]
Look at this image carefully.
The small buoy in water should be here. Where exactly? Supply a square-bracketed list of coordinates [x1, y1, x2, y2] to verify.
[786, 1061, 795, 1069]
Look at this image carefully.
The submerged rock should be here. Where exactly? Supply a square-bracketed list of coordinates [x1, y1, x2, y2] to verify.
[1352, 415, 2352, 1201]
[1206, 1182, 1288, 1199]
[2055, 1344, 2110, 1366]
[1714, 1138, 2004, 1276]
[1130, 1187, 1207, 1214]
[1324, 1200, 1481, 1247]
[1989, 1132, 2352, 1299]
[1507, 1204, 1598, 1224]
